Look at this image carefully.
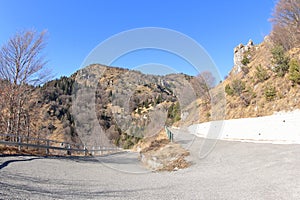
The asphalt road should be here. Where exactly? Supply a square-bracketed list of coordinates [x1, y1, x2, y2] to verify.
[1, 135, 300, 199]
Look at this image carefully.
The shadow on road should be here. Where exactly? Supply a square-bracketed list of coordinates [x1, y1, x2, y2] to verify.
[0, 180, 168, 199]
[0, 157, 42, 170]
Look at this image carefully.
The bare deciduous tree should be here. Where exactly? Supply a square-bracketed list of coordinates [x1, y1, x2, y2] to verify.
[270, 0, 300, 50]
[191, 71, 216, 103]
[0, 30, 50, 140]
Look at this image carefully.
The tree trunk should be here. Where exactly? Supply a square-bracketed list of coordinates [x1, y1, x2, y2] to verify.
[16, 98, 21, 138]
[26, 112, 30, 147]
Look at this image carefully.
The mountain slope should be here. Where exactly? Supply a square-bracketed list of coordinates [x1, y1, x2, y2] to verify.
[25, 65, 200, 149]
[222, 38, 300, 119]
[179, 38, 300, 127]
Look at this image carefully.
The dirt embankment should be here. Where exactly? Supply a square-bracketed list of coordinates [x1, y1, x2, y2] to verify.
[134, 130, 190, 171]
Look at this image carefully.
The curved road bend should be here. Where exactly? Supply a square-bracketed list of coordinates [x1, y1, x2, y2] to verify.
[1, 131, 300, 199]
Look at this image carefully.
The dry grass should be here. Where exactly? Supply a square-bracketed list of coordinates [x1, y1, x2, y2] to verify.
[0, 145, 47, 156]
[202, 40, 300, 121]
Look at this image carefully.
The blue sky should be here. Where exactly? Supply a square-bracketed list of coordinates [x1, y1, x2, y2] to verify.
[0, 0, 276, 79]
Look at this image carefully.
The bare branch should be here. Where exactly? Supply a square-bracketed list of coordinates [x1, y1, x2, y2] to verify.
[0, 29, 51, 136]
[0, 30, 49, 86]
[270, 0, 300, 49]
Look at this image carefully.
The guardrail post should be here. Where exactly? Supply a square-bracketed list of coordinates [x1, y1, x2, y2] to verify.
[46, 140, 50, 155]
[18, 136, 21, 152]
[84, 145, 88, 157]
[67, 144, 71, 156]
[165, 126, 173, 142]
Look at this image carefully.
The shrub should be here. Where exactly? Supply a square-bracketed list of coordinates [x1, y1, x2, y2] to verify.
[206, 112, 211, 119]
[271, 45, 290, 77]
[123, 139, 134, 149]
[225, 84, 234, 96]
[167, 102, 181, 125]
[241, 66, 249, 75]
[255, 65, 270, 82]
[241, 55, 250, 66]
[240, 87, 256, 107]
[225, 80, 246, 96]
[289, 59, 300, 85]
[264, 85, 277, 101]
[231, 79, 246, 96]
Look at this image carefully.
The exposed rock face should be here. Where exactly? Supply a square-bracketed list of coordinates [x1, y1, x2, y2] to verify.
[233, 39, 254, 74]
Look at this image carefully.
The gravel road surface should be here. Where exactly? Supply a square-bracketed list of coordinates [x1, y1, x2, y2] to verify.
[1, 135, 300, 199]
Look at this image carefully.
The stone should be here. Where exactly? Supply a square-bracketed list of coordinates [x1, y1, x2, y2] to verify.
[247, 39, 253, 46]
[232, 39, 255, 75]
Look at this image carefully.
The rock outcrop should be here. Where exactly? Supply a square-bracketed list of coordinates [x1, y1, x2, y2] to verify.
[232, 39, 254, 74]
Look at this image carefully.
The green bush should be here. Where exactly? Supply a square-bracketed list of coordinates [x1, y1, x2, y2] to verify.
[225, 84, 234, 96]
[271, 45, 290, 77]
[255, 65, 270, 82]
[264, 85, 277, 101]
[167, 102, 181, 125]
[289, 59, 300, 85]
[225, 80, 246, 96]
[241, 55, 250, 66]
[206, 112, 211, 119]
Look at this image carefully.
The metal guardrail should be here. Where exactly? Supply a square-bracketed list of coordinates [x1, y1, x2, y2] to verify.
[0, 133, 122, 156]
[165, 126, 174, 142]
